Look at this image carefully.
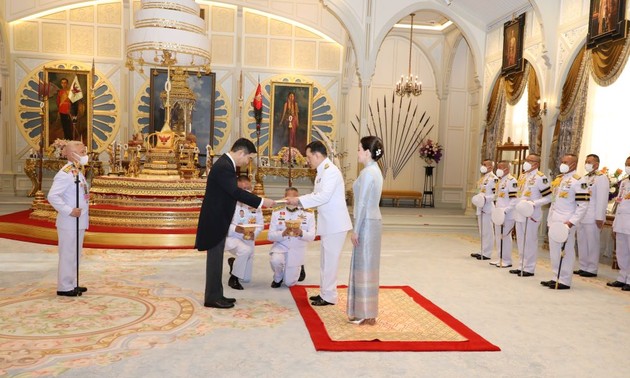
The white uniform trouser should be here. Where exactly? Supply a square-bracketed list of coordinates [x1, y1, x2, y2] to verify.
[225, 237, 254, 282]
[477, 211, 494, 258]
[576, 222, 601, 274]
[319, 231, 347, 304]
[548, 225, 577, 286]
[515, 218, 540, 273]
[269, 252, 301, 287]
[615, 232, 630, 284]
[57, 227, 85, 291]
[494, 219, 514, 266]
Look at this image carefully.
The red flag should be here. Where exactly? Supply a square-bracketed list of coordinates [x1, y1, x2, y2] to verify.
[253, 83, 263, 125]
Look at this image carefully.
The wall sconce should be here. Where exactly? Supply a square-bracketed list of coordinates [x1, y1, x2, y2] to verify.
[537, 99, 547, 115]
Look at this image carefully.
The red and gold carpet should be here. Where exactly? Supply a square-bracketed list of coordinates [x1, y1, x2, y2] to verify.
[290, 285, 500, 352]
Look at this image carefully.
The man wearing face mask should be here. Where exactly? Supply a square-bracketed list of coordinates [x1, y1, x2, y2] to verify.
[491, 160, 519, 267]
[510, 153, 551, 277]
[540, 154, 590, 290]
[47, 141, 90, 297]
[268, 187, 315, 288]
[575, 154, 610, 278]
[471, 159, 497, 260]
[224, 176, 264, 290]
[609, 156, 630, 291]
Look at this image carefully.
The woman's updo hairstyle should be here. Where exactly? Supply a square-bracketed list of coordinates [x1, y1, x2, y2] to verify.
[360, 136, 384, 162]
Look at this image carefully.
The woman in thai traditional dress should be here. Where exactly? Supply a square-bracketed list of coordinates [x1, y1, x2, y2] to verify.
[279, 91, 299, 149]
[347, 136, 384, 325]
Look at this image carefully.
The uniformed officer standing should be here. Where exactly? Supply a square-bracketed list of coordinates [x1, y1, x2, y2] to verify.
[285, 141, 352, 306]
[608, 156, 630, 291]
[575, 154, 609, 277]
[224, 176, 264, 290]
[510, 153, 552, 277]
[492, 160, 519, 267]
[47, 141, 90, 296]
[541, 154, 590, 290]
[471, 159, 497, 260]
[268, 187, 316, 288]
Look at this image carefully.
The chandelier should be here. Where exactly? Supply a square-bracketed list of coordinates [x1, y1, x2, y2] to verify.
[395, 13, 422, 97]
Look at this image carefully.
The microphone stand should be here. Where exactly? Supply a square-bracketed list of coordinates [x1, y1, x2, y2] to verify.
[74, 170, 82, 296]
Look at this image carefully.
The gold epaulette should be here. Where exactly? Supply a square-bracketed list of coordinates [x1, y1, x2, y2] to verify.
[537, 171, 544, 176]
[555, 174, 563, 179]
[594, 171, 603, 176]
[303, 208, 315, 213]
[572, 173, 581, 180]
[62, 165, 73, 173]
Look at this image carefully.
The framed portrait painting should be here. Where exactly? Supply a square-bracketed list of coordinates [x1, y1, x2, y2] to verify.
[269, 82, 313, 156]
[44, 68, 92, 148]
[501, 13, 525, 76]
[587, 0, 628, 49]
[150, 69, 215, 148]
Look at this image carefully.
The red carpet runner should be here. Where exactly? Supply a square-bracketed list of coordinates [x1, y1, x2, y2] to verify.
[290, 285, 500, 352]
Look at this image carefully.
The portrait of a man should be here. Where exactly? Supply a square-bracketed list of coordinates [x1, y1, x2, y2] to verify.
[269, 82, 312, 156]
[501, 13, 525, 76]
[588, 0, 626, 48]
[45, 69, 90, 147]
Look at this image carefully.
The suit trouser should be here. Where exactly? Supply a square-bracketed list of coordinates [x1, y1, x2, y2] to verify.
[615, 232, 630, 284]
[576, 222, 601, 274]
[205, 239, 227, 303]
[494, 218, 514, 266]
[320, 231, 348, 304]
[477, 212, 494, 258]
[57, 227, 85, 291]
[515, 218, 540, 273]
[225, 237, 254, 282]
[270, 252, 301, 287]
[549, 226, 577, 286]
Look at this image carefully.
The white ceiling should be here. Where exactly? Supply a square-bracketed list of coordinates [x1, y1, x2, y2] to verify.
[398, 0, 531, 30]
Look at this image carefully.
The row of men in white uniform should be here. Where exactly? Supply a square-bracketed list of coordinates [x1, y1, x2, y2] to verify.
[471, 153, 630, 291]
[225, 176, 316, 290]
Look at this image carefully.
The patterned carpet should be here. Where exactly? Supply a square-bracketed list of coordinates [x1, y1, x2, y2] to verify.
[0, 248, 293, 377]
[290, 285, 500, 351]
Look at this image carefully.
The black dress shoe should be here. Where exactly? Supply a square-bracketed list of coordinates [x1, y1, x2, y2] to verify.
[540, 280, 556, 287]
[477, 256, 491, 260]
[77, 286, 87, 292]
[271, 279, 283, 288]
[298, 265, 306, 282]
[509, 269, 521, 274]
[579, 271, 597, 277]
[228, 275, 244, 290]
[309, 294, 321, 301]
[470, 253, 481, 258]
[204, 299, 235, 309]
[57, 290, 79, 297]
[228, 257, 235, 275]
[519, 271, 535, 277]
[573, 269, 583, 275]
[622, 284, 630, 291]
[311, 297, 334, 306]
[607, 280, 625, 288]
[222, 296, 236, 303]
[549, 282, 570, 290]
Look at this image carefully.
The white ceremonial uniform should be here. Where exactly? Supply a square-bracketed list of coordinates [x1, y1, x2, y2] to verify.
[612, 178, 630, 285]
[494, 174, 519, 266]
[299, 157, 352, 304]
[515, 170, 552, 274]
[547, 172, 590, 287]
[268, 207, 316, 286]
[576, 170, 609, 275]
[47, 162, 90, 292]
[476, 172, 497, 259]
[224, 202, 264, 282]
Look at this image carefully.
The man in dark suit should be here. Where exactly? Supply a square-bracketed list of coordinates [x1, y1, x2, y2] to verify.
[196, 138, 275, 309]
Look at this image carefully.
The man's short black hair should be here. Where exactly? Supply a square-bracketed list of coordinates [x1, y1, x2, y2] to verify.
[231, 138, 257, 154]
[305, 140, 327, 157]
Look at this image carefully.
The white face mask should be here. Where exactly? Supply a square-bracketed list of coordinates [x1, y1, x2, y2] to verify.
[480, 165, 488, 174]
[73, 152, 89, 166]
[559, 163, 570, 174]
[625, 166, 630, 176]
[496, 169, 505, 178]
[522, 162, 532, 172]
[584, 163, 594, 173]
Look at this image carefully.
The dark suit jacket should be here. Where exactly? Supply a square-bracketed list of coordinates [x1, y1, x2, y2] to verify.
[195, 153, 262, 251]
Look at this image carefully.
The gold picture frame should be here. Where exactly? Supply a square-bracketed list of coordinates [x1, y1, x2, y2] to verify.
[269, 81, 313, 156]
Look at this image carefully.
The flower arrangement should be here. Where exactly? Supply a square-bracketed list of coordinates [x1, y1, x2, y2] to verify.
[419, 139, 443, 165]
[278, 146, 305, 167]
[45, 139, 69, 159]
[601, 167, 624, 201]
